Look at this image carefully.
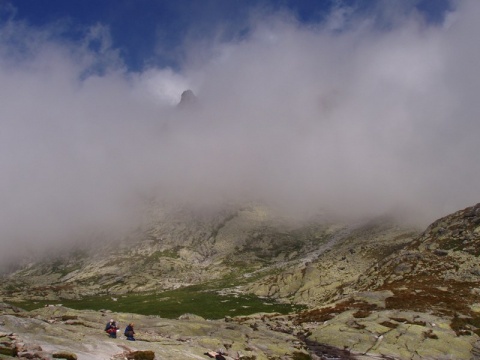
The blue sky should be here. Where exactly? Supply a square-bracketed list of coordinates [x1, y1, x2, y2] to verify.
[3, 0, 452, 71]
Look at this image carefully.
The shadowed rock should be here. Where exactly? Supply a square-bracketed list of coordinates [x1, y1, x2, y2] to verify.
[177, 89, 197, 109]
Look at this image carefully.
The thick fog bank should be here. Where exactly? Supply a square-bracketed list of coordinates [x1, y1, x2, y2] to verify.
[1, 1, 480, 267]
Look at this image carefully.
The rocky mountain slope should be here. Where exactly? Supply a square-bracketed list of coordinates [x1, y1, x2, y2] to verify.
[1, 203, 480, 359]
[294, 203, 480, 359]
[0, 204, 418, 306]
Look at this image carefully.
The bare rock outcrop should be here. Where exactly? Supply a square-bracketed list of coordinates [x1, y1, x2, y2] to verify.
[0, 304, 312, 360]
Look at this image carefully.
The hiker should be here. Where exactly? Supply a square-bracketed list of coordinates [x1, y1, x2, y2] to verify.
[124, 322, 135, 341]
[105, 319, 118, 338]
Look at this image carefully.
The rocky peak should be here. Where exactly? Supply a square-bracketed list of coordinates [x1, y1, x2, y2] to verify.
[177, 89, 197, 109]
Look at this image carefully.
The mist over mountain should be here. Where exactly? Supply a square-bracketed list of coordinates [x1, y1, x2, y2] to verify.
[1, 1, 480, 267]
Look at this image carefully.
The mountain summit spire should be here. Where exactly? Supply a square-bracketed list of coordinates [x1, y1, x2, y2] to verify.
[177, 89, 197, 109]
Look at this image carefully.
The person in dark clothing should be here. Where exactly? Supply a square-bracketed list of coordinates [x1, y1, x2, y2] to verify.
[105, 319, 118, 338]
[124, 322, 135, 341]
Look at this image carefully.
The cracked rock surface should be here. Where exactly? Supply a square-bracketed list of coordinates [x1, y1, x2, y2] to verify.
[0, 304, 311, 360]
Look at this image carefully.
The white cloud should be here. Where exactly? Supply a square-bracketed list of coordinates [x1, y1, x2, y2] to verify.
[132, 68, 192, 106]
[1, 0, 480, 267]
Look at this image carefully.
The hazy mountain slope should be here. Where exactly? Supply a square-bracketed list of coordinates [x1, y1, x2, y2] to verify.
[242, 218, 417, 305]
[0, 204, 418, 306]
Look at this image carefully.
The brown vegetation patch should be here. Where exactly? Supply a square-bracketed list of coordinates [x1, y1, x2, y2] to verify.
[53, 352, 77, 360]
[378, 275, 480, 336]
[450, 315, 480, 336]
[379, 321, 398, 329]
[292, 352, 312, 360]
[352, 309, 371, 318]
[126, 350, 155, 360]
[294, 299, 378, 324]
[295, 308, 335, 324]
[380, 278, 478, 317]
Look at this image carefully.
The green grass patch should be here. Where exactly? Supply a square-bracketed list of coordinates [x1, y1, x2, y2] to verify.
[8, 285, 304, 319]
